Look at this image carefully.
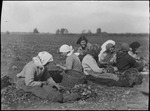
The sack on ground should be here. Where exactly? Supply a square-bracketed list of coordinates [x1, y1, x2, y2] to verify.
[121, 68, 143, 86]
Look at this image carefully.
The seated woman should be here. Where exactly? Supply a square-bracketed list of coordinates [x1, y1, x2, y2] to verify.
[98, 40, 117, 72]
[116, 43, 144, 72]
[17, 51, 80, 102]
[82, 44, 119, 81]
[99, 43, 116, 65]
[76, 36, 92, 61]
[128, 41, 141, 60]
[82, 45, 143, 87]
[128, 41, 148, 70]
[98, 40, 115, 62]
[98, 40, 115, 63]
[16, 51, 63, 102]
[56, 44, 82, 72]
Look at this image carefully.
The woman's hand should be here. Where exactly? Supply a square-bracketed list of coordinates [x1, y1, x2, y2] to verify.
[114, 67, 118, 72]
[47, 77, 62, 90]
[41, 81, 49, 86]
[56, 64, 66, 70]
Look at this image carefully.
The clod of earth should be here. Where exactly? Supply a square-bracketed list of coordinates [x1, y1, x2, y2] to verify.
[12, 66, 17, 70]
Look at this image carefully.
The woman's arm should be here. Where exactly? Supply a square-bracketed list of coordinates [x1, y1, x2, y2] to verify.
[86, 70, 106, 78]
[99, 61, 108, 65]
[25, 67, 42, 87]
[47, 77, 60, 90]
[56, 64, 67, 70]
[99, 53, 108, 65]
[65, 56, 74, 70]
[56, 56, 74, 70]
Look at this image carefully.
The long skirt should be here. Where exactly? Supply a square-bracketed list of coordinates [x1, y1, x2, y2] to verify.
[86, 75, 134, 87]
[16, 78, 63, 102]
[86, 72, 143, 87]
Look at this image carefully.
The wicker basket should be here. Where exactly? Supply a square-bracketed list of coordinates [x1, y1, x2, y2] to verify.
[60, 70, 86, 88]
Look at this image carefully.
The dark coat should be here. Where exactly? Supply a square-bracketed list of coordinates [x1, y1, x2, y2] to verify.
[116, 51, 143, 72]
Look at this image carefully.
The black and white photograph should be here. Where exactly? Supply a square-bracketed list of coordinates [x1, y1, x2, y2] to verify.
[1, 1, 149, 110]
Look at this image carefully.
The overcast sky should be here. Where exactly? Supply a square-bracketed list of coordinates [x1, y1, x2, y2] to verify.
[1, 1, 149, 33]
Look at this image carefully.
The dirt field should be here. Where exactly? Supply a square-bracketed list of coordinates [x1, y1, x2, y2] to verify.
[1, 33, 149, 110]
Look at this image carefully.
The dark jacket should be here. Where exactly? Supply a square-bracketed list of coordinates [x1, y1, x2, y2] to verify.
[116, 51, 143, 72]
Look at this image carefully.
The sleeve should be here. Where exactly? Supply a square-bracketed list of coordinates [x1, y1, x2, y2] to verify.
[129, 56, 139, 67]
[99, 53, 106, 62]
[47, 77, 57, 86]
[41, 68, 51, 81]
[16, 71, 25, 78]
[25, 67, 42, 87]
[129, 57, 144, 71]
[65, 56, 74, 70]
[86, 56, 103, 73]
[128, 51, 137, 59]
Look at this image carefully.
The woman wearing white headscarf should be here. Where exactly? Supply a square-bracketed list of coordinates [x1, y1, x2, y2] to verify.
[16, 51, 63, 102]
[98, 40, 117, 69]
[56, 44, 82, 72]
[98, 40, 115, 62]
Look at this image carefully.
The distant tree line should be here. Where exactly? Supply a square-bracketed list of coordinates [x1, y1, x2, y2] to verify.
[4, 28, 148, 37]
[55, 27, 103, 35]
[31, 27, 149, 37]
[4, 27, 105, 35]
[56, 28, 69, 34]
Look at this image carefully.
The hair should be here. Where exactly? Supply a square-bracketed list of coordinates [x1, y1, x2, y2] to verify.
[88, 44, 100, 57]
[129, 41, 140, 53]
[76, 36, 88, 45]
[120, 42, 130, 52]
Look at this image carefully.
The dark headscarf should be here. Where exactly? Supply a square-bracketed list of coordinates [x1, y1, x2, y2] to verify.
[129, 41, 140, 53]
[76, 36, 88, 45]
[121, 43, 130, 52]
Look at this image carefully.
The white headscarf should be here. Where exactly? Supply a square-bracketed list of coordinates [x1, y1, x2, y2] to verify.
[59, 44, 74, 56]
[98, 40, 115, 61]
[33, 51, 53, 70]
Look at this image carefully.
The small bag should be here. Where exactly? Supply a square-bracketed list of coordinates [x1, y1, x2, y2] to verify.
[122, 68, 143, 86]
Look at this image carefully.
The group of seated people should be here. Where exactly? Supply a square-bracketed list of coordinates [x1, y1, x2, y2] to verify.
[57, 36, 146, 72]
[16, 36, 149, 102]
